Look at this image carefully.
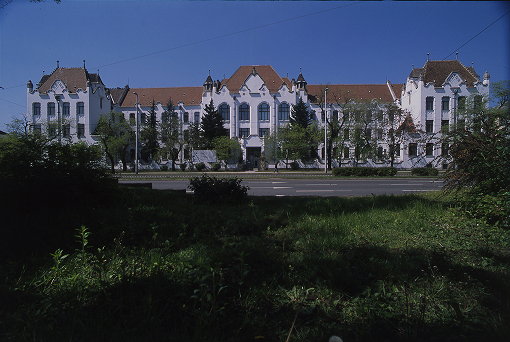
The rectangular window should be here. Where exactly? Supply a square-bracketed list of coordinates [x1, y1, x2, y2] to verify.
[130, 113, 135, 125]
[343, 147, 349, 159]
[258, 104, 270, 121]
[63, 124, 70, 138]
[441, 143, 449, 156]
[426, 143, 434, 157]
[395, 144, 400, 157]
[194, 112, 200, 123]
[63, 102, 70, 115]
[441, 120, 449, 133]
[77, 102, 85, 115]
[33, 102, 41, 116]
[77, 123, 85, 138]
[332, 110, 339, 122]
[47, 102, 55, 116]
[259, 128, 269, 138]
[48, 124, 57, 138]
[442, 97, 450, 111]
[141, 112, 147, 125]
[239, 104, 250, 121]
[343, 128, 349, 140]
[426, 120, 433, 133]
[33, 124, 42, 134]
[183, 112, 189, 123]
[426, 97, 434, 111]
[377, 129, 383, 140]
[409, 143, 417, 157]
[239, 128, 250, 138]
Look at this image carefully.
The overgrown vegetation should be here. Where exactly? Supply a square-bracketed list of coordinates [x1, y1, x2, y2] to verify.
[332, 166, 397, 177]
[188, 174, 248, 204]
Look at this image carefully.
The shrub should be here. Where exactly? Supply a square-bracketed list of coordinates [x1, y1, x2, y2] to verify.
[195, 162, 206, 171]
[411, 167, 439, 176]
[188, 175, 249, 204]
[290, 161, 299, 170]
[179, 163, 187, 171]
[160, 165, 168, 171]
[211, 163, 222, 171]
[332, 167, 397, 177]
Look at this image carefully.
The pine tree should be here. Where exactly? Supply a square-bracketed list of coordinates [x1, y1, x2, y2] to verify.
[140, 100, 159, 161]
[200, 99, 228, 149]
[290, 97, 313, 129]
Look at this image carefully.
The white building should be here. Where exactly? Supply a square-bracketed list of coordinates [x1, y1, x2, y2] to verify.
[27, 62, 109, 144]
[27, 59, 489, 169]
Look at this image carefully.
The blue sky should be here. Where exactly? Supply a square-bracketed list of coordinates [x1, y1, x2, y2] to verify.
[1, 0, 509, 131]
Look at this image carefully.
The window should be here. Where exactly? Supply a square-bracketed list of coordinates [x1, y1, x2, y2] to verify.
[409, 143, 417, 157]
[441, 143, 449, 156]
[259, 128, 269, 138]
[183, 112, 189, 123]
[239, 103, 250, 121]
[48, 124, 57, 138]
[194, 112, 200, 123]
[63, 124, 70, 138]
[130, 113, 135, 125]
[426, 143, 434, 157]
[458, 96, 466, 111]
[426, 97, 434, 111]
[332, 110, 339, 122]
[395, 144, 400, 157]
[218, 104, 229, 121]
[33, 124, 42, 134]
[343, 147, 349, 159]
[343, 128, 349, 140]
[77, 124, 85, 138]
[77, 102, 85, 115]
[321, 110, 325, 123]
[63, 102, 70, 115]
[47, 102, 55, 116]
[258, 103, 270, 121]
[278, 103, 290, 121]
[141, 112, 147, 125]
[426, 120, 433, 133]
[441, 120, 449, 132]
[100, 98, 103, 109]
[377, 129, 383, 140]
[33, 102, 41, 116]
[239, 128, 250, 138]
[441, 96, 450, 111]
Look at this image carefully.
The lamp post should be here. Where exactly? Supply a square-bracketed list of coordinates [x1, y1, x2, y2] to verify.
[55, 95, 61, 143]
[324, 87, 328, 173]
[133, 92, 139, 174]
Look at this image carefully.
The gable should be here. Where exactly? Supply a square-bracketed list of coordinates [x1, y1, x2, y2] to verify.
[51, 80, 67, 95]
[445, 72, 463, 88]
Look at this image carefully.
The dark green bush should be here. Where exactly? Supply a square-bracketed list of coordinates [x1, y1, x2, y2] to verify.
[195, 162, 206, 171]
[179, 163, 187, 171]
[411, 167, 439, 176]
[188, 175, 249, 204]
[211, 163, 221, 171]
[290, 161, 299, 170]
[332, 167, 397, 177]
[160, 165, 168, 171]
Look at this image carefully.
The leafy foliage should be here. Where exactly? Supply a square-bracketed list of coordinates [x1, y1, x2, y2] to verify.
[332, 166, 397, 177]
[158, 98, 183, 171]
[140, 100, 160, 162]
[212, 136, 242, 168]
[411, 167, 439, 176]
[200, 99, 228, 149]
[188, 175, 248, 204]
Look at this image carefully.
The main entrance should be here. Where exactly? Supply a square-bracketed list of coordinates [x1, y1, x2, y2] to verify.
[246, 147, 261, 170]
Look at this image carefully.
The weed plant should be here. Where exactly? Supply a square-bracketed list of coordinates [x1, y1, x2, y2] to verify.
[1, 189, 509, 341]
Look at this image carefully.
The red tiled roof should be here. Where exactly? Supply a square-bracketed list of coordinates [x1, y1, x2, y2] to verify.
[223, 65, 292, 93]
[422, 60, 479, 87]
[37, 67, 101, 94]
[307, 84, 403, 104]
[108, 87, 128, 105]
[121, 87, 203, 107]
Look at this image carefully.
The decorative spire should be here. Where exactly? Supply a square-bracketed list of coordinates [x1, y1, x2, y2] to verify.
[83, 60, 86, 69]
[57, 60, 59, 68]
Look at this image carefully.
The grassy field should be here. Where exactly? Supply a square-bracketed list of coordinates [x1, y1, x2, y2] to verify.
[1, 187, 509, 341]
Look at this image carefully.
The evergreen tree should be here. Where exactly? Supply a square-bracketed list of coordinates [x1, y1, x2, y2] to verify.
[140, 100, 159, 161]
[200, 99, 228, 149]
[159, 98, 184, 171]
[290, 97, 313, 129]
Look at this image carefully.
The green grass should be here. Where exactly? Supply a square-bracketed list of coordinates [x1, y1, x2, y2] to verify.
[1, 188, 509, 341]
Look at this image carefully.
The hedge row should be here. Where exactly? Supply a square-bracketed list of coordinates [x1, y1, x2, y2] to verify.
[411, 167, 439, 176]
[332, 167, 397, 177]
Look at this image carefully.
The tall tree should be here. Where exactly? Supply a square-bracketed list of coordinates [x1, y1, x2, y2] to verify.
[158, 98, 184, 171]
[200, 99, 227, 149]
[381, 102, 405, 167]
[290, 97, 314, 129]
[94, 112, 133, 173]
[140, 100, 159, 162]
[349, 100, 379, 165]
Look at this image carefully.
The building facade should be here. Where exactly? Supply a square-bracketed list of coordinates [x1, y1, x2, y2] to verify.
[27, 59, 490, 169]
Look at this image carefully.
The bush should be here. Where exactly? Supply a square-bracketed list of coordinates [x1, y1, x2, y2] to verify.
[179, 163, 187, 172]
[332, 167, 397, 177]
[211, 163, 222, 171]
[411, 167, 438, 176]
[160, 165, 168, 171]
[188, 175, 249, 204]
[290, 161, 300, 170]
[195, 162, 206, 171]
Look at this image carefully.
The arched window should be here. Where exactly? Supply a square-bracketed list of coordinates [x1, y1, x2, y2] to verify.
[258, 103, 270, 121]
[239, 103, 250, 121]
[218, 103, 230, 121]
[278, 103, 290, 121]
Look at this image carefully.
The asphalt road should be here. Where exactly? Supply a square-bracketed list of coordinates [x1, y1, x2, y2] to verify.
[119, 178, 443, 197]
